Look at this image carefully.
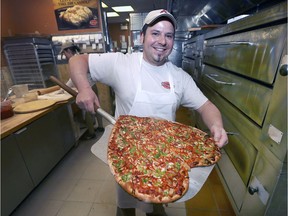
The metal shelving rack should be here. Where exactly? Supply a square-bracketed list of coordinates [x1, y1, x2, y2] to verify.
[4, 37, 59, 89]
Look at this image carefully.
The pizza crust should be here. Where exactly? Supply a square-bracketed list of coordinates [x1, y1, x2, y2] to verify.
[132, 172, 189, 204]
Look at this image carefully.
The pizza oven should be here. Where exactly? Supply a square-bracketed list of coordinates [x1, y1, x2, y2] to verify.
[182, 2, 287, 215]
[182, 35, 204, 83]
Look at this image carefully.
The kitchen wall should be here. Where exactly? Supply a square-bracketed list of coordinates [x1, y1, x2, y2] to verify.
[1, 0, 103, 67]
[0, 0, 117, 114]
[108, 23, 130, 51]
[1, 0, 103, 37]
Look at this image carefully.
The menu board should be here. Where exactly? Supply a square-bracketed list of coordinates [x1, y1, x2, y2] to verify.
[53, 0, 100, 30]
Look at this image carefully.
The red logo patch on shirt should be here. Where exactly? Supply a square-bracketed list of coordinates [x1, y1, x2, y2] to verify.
[161, 81, 171, 89]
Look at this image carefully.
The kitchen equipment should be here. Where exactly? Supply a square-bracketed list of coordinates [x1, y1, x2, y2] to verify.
[49, 76, 116, 124]
[3, 36, 59, 89]
[13, 100, 57, 113]
[182, 2, 287, 215]
[36, 86, 61, 95]
[3, 88, 13, 101]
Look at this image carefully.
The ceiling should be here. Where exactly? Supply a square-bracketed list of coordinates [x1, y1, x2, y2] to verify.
[101, 0, 169, 24]
[101, 0, 286, 27]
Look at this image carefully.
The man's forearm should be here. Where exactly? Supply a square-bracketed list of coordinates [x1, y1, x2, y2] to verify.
[197, 100, 228, 147]
[197, 100, 223, 130]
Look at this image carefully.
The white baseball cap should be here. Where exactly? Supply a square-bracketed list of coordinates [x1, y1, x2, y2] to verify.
[143, 9, 177, 29]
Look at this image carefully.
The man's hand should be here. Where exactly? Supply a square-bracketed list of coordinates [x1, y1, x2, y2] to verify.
[210, 124, 228, 148]
[197, 100, 228, 148]
[76, 87, 100, 114]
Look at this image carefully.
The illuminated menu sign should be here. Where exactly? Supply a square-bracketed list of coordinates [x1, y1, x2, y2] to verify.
[53, 0, 100, 30]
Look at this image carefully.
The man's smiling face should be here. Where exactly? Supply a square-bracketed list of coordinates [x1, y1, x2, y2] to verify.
[141, 20, 175, 66]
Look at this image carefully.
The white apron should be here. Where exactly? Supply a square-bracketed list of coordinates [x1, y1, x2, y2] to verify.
[117, 58, 177, 212]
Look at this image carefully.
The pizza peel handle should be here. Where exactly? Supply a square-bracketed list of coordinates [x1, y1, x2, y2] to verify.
[50, 76, 116, 125]
[96, 107, 116, 124]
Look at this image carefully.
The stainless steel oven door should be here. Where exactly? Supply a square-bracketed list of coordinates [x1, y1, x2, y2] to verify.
[201, 64, 272, 126]
[182, 57, 200, 80]
[203, 23, 286, 85]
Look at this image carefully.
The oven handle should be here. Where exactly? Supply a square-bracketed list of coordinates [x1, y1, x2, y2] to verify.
[204, 74, 237, 86]
[183, 59, 192, 64]
[227, 132, 239, 136]
[205, 41, 256, 47]
[204, 131, 239, 139]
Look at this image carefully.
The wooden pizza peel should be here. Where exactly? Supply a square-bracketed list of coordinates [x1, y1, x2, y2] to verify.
[49, 76, 215, 202]
[13, 86, 74, 114]
[13, 99, 57, 113]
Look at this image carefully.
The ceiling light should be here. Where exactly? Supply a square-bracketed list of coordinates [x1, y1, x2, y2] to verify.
[112, 6, 134, 12]
[107, 12, 119, 17]
[101, 2, 108, 8]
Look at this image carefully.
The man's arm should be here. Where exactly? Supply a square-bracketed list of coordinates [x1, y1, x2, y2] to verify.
[69, 55, 100, 113]
[196, 100, 228, 147]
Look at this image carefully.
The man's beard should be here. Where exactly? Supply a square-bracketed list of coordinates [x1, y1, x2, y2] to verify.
[155, 54, 161, 62]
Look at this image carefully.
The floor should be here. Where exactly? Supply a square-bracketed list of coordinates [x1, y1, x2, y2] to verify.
[11, 107, 235, 216]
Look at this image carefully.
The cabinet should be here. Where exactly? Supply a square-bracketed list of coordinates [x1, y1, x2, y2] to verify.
[15, 105, 74, 185]
[1, 104, 75, 216]
[1, 135, 34, 216]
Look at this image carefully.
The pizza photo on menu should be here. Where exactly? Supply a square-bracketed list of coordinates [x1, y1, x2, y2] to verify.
[107, 115, 221, 203]
[54, 5, 99, 30]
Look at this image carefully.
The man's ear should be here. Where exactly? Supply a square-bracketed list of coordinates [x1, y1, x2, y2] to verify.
[140, 32, 144, 44]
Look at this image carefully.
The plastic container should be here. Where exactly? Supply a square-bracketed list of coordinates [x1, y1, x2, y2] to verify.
[1, 100, 14, 119]
[12, 84, 29, 98]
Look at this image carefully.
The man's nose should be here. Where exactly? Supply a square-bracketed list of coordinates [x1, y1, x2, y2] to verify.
[157, 35, 166, 44]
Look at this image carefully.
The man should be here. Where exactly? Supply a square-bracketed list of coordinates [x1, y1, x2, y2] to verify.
[60, 42, 104, 139]
[69, 9, 228, 216]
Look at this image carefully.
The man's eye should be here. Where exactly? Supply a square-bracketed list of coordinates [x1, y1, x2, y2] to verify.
[166, 35, 174, 39]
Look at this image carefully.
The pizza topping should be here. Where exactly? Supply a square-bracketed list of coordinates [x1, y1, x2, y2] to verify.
[107, 115, 221, 203]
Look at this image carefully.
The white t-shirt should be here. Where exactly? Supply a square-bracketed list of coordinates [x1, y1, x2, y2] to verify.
[88, 52, 207, 117]
[66, 73, 95, 88]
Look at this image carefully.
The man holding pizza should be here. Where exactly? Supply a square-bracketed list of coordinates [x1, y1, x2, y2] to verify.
[69, 9, 228, 216]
